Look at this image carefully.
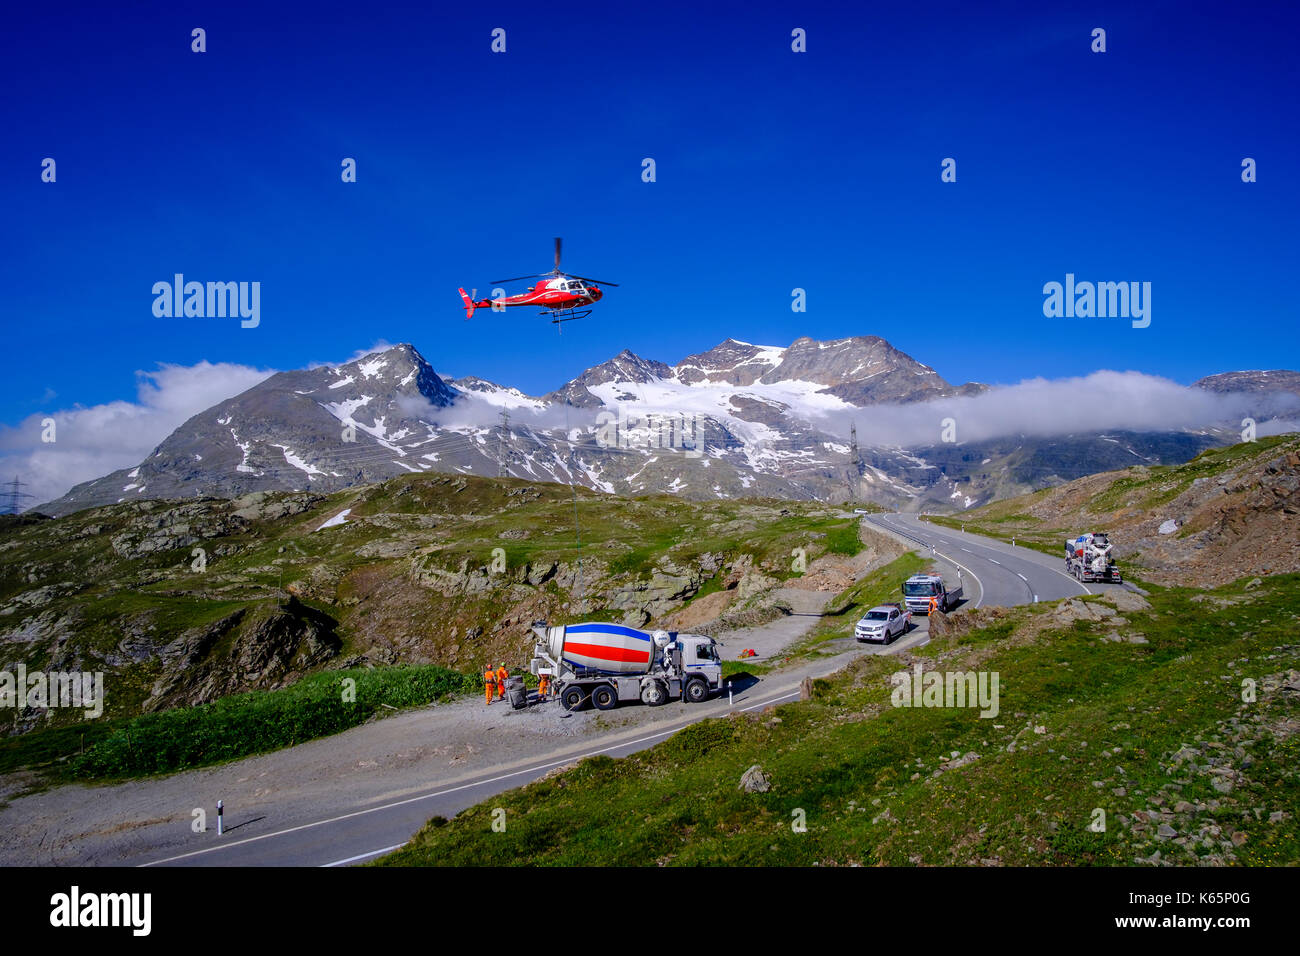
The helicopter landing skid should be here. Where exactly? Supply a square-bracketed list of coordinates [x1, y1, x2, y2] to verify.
[541, 308, 592, 332]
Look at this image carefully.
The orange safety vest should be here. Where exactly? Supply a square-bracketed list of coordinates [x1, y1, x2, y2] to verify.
[484, 667, 496, 684]
[496, 667, 508, 685]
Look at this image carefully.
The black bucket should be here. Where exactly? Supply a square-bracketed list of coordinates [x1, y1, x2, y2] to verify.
[506, 676, 527, 710]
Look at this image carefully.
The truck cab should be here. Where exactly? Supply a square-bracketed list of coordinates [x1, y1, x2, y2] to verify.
[902, 573, 961, 614]
[660, 633, 724, 702]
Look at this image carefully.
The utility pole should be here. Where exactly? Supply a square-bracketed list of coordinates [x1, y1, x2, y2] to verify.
[497, 409, 510, 478]
[0, 476, 35, 515]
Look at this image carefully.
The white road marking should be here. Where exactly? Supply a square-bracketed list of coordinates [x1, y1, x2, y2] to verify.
[1053, 568, 1093, 595]
[1016, 572, 1028, 581]
[909, 515, 1095, 600]
[142, 689, 804, 868]
[873, 515, 985, 610]
[988, 559, 1001, 565]
[322, 843, 406, 867]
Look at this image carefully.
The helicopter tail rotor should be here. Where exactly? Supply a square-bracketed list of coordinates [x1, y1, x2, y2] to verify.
[458, 288, 476, 321]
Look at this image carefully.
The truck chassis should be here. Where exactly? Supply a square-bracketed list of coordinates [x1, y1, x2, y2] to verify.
[554, 670, 714, 711]
[1066, 555, 1122, 583]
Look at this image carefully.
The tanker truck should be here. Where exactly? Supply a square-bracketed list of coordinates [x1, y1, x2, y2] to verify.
[1064, 532, 1122, 583]
[527, 621, 724, 712]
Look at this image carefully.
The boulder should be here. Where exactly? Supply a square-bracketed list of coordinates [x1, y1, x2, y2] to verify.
[739, 765, 771, 793]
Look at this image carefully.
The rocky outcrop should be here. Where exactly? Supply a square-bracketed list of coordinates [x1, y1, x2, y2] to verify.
[607, 565, 704, 627]
[145, 597, 340, 710]
[109, 501, 251, 559]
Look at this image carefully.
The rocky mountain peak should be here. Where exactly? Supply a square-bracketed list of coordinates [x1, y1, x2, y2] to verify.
[674, 339, 784, 386]
[1194, 370, 1300, 397]
[576, 349, 674, 387]
[314, 343, 456, 407]
[38, 333, 1285, 519]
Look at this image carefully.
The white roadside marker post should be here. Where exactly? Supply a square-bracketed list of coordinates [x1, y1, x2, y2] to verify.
[728, 682, 733, 706]
[217, 800, 224, 836]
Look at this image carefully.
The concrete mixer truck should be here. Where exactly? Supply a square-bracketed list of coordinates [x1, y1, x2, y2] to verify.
[1064, 532, 1122, 583]
[527, 621, 725, 711]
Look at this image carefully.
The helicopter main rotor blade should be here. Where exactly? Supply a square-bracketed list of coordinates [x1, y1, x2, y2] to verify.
[490, 273, 550, 285]
[568, 274, 620, 287]
[554, 237, 562, 272]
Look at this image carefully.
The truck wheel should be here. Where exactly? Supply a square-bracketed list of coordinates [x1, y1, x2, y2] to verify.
[640, 681, 667, 706]
[561, 687, 587, 712]
[592, 684, 618, 711]
[684, 678, 709, 703]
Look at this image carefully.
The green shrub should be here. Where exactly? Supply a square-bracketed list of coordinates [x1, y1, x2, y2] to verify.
[68, 665, 477, 779]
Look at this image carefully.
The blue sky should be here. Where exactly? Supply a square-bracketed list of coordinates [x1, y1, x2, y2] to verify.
[2, 0, 1298, 427]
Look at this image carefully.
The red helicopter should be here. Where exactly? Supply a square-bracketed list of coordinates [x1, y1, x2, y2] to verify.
[458, 237, 618, 328]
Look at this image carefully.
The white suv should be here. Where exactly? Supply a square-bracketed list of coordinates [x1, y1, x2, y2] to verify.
[855, 604, 911, 644]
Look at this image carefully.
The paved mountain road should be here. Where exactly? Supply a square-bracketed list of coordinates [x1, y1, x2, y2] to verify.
[865, 512, 1126, 607]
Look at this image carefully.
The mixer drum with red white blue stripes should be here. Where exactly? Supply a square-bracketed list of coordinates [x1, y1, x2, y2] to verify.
[547, 622, 657, 674]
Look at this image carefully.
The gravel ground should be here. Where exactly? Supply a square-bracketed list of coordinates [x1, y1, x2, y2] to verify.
[714, 588, 831, 661]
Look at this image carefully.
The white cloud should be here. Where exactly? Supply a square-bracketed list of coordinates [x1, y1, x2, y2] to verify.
[803, 371, 1300, 447]
[0, 362, 275, 508]
[406, 368, 1300, 452]
[306, 341, 395, 370]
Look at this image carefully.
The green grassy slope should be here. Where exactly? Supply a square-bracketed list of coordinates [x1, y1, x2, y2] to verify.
[929, 435, 1298, 557]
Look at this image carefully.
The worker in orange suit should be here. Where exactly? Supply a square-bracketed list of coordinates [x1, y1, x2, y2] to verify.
[537, 672, 550, 699]
[496, 663, 509, 700]
[485, 665, 497, 705]
[928, 594, 939, 615]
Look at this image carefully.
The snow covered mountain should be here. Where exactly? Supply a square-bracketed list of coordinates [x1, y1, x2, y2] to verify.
[43, 337, 1253, 515]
